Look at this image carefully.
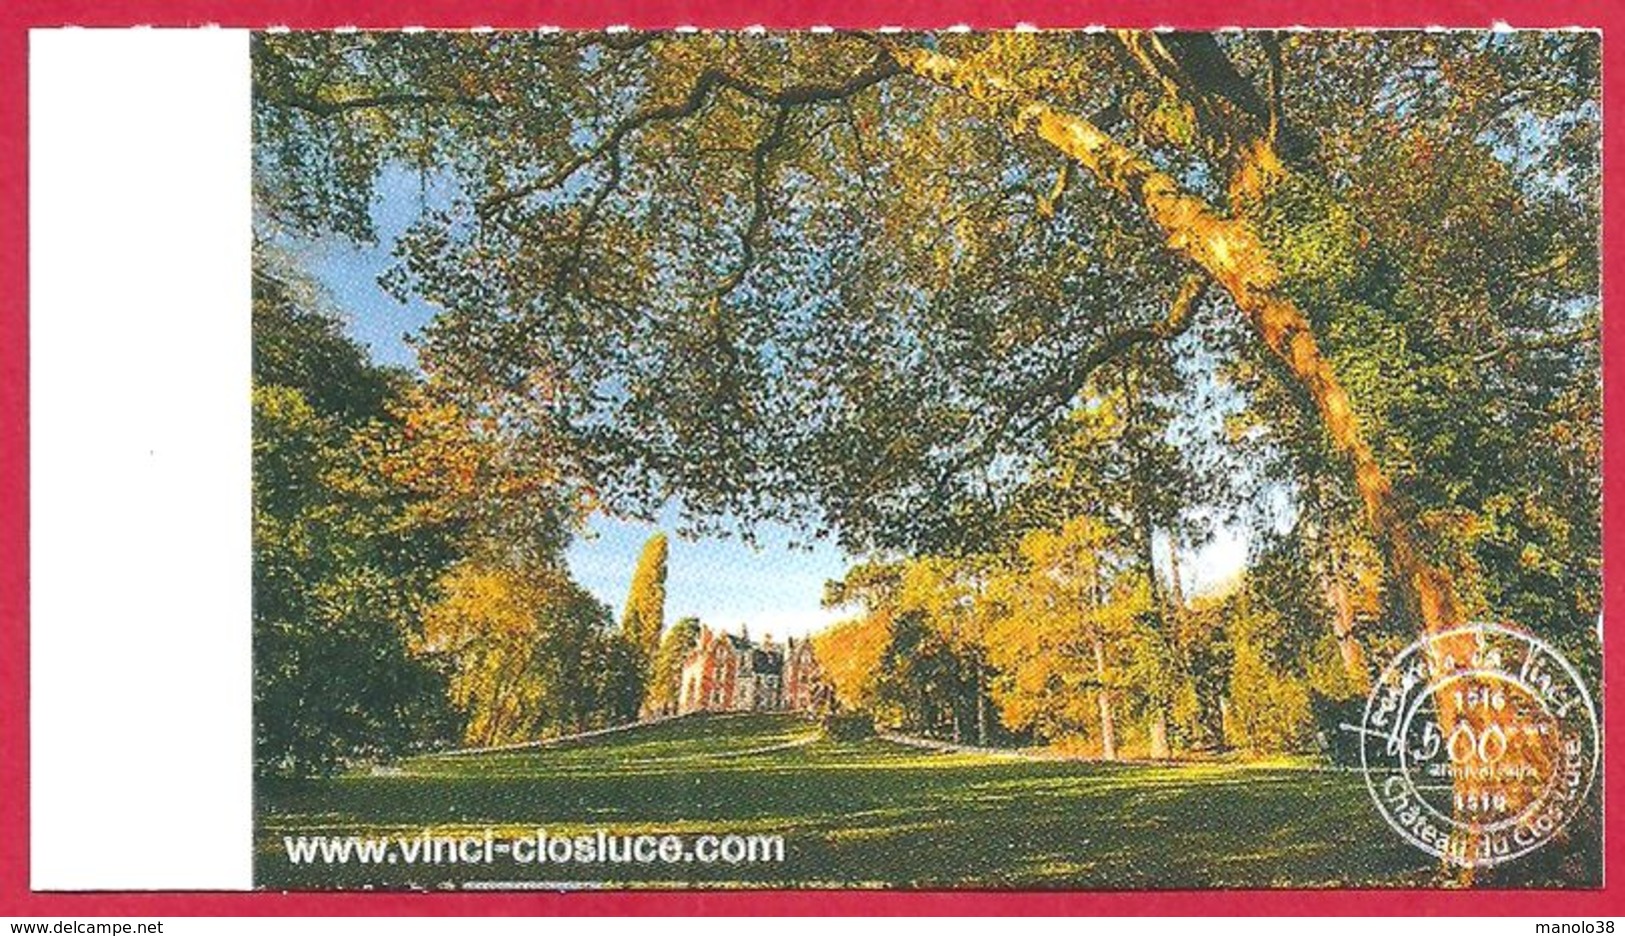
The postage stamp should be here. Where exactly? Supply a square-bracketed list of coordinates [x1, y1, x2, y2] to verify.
[247, 27, 1604, 891]
[1358, 623, 1599, 869]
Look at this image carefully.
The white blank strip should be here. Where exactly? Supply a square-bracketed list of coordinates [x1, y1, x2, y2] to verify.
[30, 28, 252, 890]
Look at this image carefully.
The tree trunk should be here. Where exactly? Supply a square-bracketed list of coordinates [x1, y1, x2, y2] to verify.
[1088, 558, 1119, 761]
[1148, 708, 1170, 760]
[1325, 573, 1369, 688]
[1308, 483, 1373, 692]
[975, 665, 989, 747]
[890, 43, 1481, 877]
[1166, 537, 1186, 610]
[889, 44, 1464, 642]
[1093, 630, 1117, 761]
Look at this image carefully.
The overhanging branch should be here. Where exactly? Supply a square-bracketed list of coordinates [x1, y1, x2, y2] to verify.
[478, 55, 900, 218]
[882, 37, 1464, 637]
[932, 273, 1208, 499]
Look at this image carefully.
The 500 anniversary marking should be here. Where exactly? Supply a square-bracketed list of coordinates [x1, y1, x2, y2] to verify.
[1359, 622, 1598, 868]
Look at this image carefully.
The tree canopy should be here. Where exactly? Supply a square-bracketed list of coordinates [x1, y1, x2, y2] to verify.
[621, 531, 669, 659]
[252, 268, 461, 775]
[251, 29, 1601, 796]
[253, 31, 1597, 653]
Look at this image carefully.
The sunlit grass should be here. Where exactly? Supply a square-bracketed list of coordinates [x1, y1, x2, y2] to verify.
[256, 713, 1595, 890]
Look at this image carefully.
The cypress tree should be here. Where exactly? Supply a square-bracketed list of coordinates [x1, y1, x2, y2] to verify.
[620, 532, 669, 661]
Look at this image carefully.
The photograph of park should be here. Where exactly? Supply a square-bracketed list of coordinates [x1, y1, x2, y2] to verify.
[250, 28, 1602, 890]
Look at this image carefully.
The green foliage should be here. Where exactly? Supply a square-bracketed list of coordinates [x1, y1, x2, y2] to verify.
[422, 558, 641, 745]
[250, 31, 1601, 773]
[252, 272, 399, 421]
[1224, 599, 1312, 753]
[644, 615, 701, 716]
[591, 627, 649, 728]
[870, 610, 984, 740]
[252, 264, 624, 771]
[252, 270, 460, 777]
[620, 531, 669, 662]
[1234, 37, 1601, 654]
[250, 30, 1195, 554]
[1305, 630, 1366, 700]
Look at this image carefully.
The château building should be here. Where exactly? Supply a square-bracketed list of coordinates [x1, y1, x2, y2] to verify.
[677, 626, 828, 715]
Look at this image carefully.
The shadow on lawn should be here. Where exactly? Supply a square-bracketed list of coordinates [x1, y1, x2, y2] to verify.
[256, 714, 1597, 890]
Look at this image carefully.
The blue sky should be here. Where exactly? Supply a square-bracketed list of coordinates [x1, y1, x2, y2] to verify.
[282, 168, 1249, 637]
[278, 168, 851, 638]
[571, 510, 848, 640]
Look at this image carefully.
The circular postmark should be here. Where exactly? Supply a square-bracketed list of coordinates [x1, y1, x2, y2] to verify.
[1359, 622, 1598, 868]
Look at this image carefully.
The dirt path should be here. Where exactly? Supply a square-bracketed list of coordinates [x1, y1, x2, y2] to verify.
[876, 730, 1340, 771]
[430, 713, 693, 758]
[876, 730, 1059, 760]
[643, 732, 822, 763]
[424, 712, 823, 762]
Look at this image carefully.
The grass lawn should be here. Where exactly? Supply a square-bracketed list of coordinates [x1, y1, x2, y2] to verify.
[256, 713, 1599, 890]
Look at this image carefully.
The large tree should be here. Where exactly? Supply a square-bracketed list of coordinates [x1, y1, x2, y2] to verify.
[253, 31, 1600, 839]
[621, 531, 669, 661]
[252, 267, 461, 776]
[644, 614, 702, 716]
[422, 557, 640, 744]
[253, 31, 1596, 645]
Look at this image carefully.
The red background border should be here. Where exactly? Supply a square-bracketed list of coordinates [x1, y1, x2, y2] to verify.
[0, 0, 1618, 917]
